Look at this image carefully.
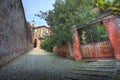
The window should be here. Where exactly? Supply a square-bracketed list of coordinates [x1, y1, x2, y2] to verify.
[40, 29, 44, 34]
[46, 29, 49, 33]
[34, 29, 38, 32]
[40, 34, 43, 37]
[34, 34, 37, 37]
[40, 29, 45, 37]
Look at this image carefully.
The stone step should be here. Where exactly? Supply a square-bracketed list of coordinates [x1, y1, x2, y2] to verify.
[89, 61, 116, 64]
[62, 76, 111, 80]
[76, 65, 117, 68]
[62, 77, 72, 80]
[88, 64, 116, 66]
[62, 61, 118, 80]
[89, 64, 116, 66]
[68, 70, 114, 77]
[71, 68, 116, 72]
[62, 73, 112, 80]
[82, 63, 116, 66]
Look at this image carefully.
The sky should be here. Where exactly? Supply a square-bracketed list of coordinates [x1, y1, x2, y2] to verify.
[22, 0, 55, 27]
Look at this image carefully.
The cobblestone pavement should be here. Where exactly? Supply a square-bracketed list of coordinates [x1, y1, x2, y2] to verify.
[0, 48, 120, 80]
[0, 48, 84, 80]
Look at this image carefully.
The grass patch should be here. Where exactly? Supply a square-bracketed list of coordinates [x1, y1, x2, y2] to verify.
[113, 76, 120, 80]
[74, 61, 87, 64]
[47, 53, 56, 56]
[113, 69, 120, 80]
[73, 61, 88, 67]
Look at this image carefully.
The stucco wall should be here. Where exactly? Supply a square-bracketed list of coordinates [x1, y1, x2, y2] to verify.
[0, 0, 33, 66]
[33, 26, 52, 48]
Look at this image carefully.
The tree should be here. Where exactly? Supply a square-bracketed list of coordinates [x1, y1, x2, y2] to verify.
[36, 0, 98, 47]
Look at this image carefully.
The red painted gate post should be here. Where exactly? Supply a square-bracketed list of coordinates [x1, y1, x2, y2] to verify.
[72, 27, 82, 60]
[103, 15, 120, 60]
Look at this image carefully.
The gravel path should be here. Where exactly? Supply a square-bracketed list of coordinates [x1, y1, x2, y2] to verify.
[0, 48, 85, 80]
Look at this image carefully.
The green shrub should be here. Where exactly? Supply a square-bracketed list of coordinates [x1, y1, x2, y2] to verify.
[40, 36, 54, 52]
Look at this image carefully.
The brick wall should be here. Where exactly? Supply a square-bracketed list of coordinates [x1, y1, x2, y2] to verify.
[72, 28, 82, 60]
[53, 44, 70, 58]
[0, 0, 33, 66]
[103, 16, 120, 59]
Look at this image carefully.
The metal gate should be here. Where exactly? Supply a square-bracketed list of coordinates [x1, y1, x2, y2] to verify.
[78, 24, 114, 60]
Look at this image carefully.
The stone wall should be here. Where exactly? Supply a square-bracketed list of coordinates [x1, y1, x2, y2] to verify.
[0, 0, 33, 66]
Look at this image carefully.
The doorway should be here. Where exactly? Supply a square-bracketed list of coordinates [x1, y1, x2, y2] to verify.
[34, 39, 37, 48]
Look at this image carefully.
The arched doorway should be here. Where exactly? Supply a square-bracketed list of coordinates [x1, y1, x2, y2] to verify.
[34, 39, 37, 48]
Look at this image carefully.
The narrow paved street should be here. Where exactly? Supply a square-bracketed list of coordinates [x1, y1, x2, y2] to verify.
[0, 48, 120, 80]
[0, 48, 84, 80]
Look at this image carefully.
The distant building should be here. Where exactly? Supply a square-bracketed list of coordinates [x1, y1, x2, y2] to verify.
[31, 25, 52, 48]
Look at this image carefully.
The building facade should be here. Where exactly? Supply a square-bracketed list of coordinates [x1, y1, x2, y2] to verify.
[32, 26, 52, 48]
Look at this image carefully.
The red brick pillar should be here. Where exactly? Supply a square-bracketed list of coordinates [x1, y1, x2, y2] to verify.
[72, 28, 82, 60]
[103, 15, 120, 59]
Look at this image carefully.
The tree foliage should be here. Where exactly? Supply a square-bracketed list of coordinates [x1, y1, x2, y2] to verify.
[36, 0, 98, 47]
[79, 23, 108, 45]
[96, 0, 120, 15]
[40, 36, 54, 52]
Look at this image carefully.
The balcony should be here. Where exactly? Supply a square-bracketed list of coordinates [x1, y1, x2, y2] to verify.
[38, 33, 50, 40]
